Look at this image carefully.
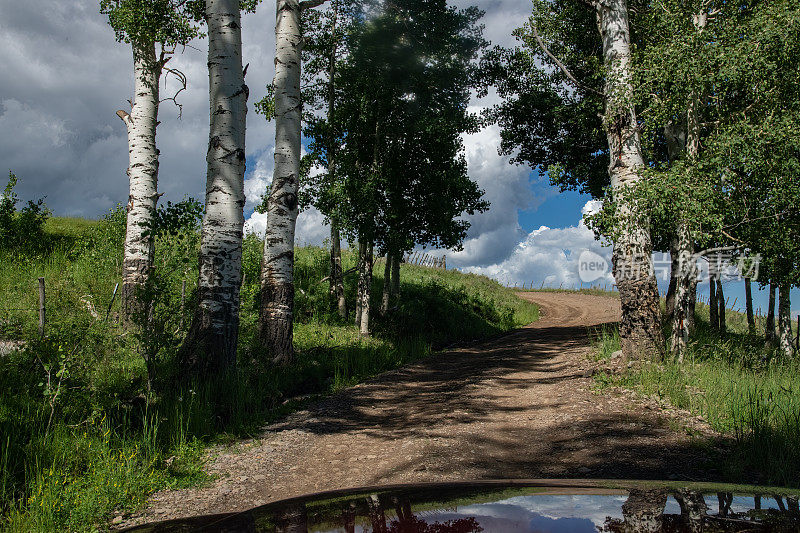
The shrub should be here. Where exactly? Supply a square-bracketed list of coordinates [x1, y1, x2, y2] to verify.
[0, 172, 49, 252]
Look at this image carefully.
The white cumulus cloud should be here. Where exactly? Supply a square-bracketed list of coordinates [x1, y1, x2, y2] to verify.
[460, 200, 614, 288]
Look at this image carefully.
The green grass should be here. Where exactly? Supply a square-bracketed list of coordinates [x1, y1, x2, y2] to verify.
[0, 214, 538, 531]
[591, 301, 800, 487]
[43, 217, 98, 239]
[521, 286, 621, 298]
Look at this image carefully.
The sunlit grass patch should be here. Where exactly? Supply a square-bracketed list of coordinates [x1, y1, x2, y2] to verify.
[591, 306, 800, 487]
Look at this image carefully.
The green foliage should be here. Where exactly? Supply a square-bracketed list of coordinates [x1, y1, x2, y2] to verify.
[0, 172, 50, 253]
[300, 0, 489, 255]
[606, 0, 800, 275]
[100, 0, 200, 48]
[484, 0, 607, 197]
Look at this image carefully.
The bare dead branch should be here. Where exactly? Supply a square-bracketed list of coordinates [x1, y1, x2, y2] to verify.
[161, 66, 188, 119]
[531, 24, 604, 97]
[319, 266, 357, 283]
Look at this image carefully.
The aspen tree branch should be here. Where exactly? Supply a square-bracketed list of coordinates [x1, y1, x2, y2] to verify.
[719, 229, 747, 245]
[299, 0, 328, 10]
[531, 24, 604, 97]
[116, 109, 133, 127]
[721, 208, 796, 232]
[696, 245, 739, 258]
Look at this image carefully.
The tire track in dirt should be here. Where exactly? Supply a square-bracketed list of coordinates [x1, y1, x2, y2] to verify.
[121, 291, 723, 527]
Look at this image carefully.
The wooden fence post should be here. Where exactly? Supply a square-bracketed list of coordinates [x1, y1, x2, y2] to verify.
[38, 277, 45, 338]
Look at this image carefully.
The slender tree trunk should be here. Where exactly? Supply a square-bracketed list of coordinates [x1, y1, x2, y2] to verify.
[118, 42, 161, 327]
[663, 123, 682, 326]
[391, 254, 400, 299]
[687, 276, 698, 335]
[325, 4, 346, 320]
[596, 0, 663, 359]
[765, 283, 776, 343]
[359, 242, 373, 336]
[181, 0, 247, 373]
[259, 0, 303, 364]
[716, 278, 726, 333]
[380, 254, 391, 316]
[665, 256, 677, 319]
[709, 277, 718, 329]
[745, 277, 755, 334]
[778, 282, 794, 357]
[330, 220, 346, 318]
[671, 58, 702, 359]
[355, 240, 365, 329]
[670, 223, 694, 360]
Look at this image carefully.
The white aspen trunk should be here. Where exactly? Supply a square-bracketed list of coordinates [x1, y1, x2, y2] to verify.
[259, 0, 302, 364]
[777, 282, 793, 357]
[355, 240, 365, 328]
[359, 242, 373, 336]
[670, 223, 694, 361]
[596, 0, 663, 359]
[118, 41, 161, 327]
[380, 254, 391, 316]
[663, 122, 684, 324]
[330, 220, 346, 318]
[182, 0, 247, 372]
[687, 276, 698, 335]
[671, 52, 702, 358]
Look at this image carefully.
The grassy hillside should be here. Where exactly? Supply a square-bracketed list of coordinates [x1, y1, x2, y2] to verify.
[591, 301, 800, 487]
[0, 214, 538, 531]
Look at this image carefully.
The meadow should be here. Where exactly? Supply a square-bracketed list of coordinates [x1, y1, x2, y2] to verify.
[0, 211, 538, 531]
[591, 301, 800, 488]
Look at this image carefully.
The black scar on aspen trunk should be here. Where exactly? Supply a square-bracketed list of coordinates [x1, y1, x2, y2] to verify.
[615, 264, 664, 360]
[179, 283, 239, 376]
[258, 282, 295, 364]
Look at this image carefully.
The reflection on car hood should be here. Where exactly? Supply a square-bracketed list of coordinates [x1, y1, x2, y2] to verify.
[123, 479, 800, 532]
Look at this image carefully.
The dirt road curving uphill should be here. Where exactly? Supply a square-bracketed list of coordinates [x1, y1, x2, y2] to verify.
[121, 292, 722, 527]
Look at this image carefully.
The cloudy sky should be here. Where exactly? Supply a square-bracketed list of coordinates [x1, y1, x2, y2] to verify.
[0, 0, 790, 313]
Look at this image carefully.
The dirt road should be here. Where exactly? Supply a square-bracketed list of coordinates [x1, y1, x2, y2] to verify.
[122, 292, 721, 526]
